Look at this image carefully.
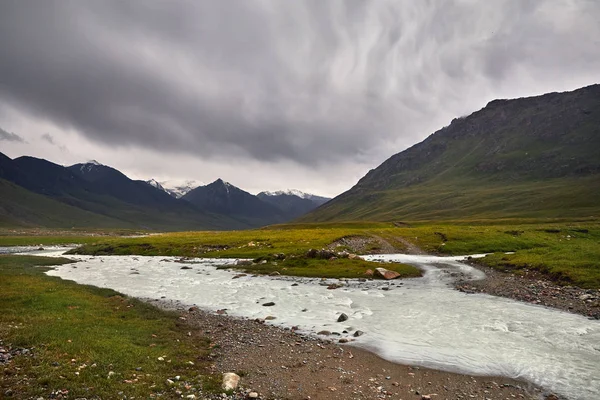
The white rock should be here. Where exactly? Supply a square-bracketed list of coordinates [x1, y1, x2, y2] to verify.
[222, 372, 240, 390]
[248, 392, 259, 398]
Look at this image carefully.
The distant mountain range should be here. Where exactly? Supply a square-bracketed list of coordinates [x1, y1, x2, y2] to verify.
[302, 84, 600, 222]
[0, 156, 329, 230]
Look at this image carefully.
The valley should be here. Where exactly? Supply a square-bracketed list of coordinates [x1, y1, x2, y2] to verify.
[1, 84, 599, 399]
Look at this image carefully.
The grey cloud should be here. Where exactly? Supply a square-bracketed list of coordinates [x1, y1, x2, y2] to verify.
[41, 133, 55, 145]
[41, 133, 67, 152]
[0, 0, 599, 171]
[0, 127, 25, 142]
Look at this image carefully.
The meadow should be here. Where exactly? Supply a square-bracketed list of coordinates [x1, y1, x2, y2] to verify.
[0, 255, 220, 399]
[2, 219, 598, 287]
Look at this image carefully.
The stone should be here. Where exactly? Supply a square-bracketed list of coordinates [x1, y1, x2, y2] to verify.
[364, 269, 374, 276]
[180, 266, 193, 270]
[337, 313, 349, 322]
[317, 330, 332, 335]
[353, 330, 365, 337]
[222, 372, 240, 391]
[248, 392, 259, 398]
[262, 302, 275, 306]
[339, 338, 350, 343]
[374, 267, 401, 280]
[236, 260, 253, 266]
[188, 306, 199, 312]
[232, 274, 247, 279]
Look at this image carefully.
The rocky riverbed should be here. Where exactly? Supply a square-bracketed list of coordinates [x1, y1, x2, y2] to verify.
[455, 262, 600, 320]
[152, 299, 554, 400]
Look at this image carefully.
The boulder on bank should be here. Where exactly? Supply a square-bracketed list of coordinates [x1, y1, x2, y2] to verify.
[375, 267, 401, 280]
[222, 372, 240, 390]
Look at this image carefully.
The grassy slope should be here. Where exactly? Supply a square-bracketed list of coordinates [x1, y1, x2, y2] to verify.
[0, 255, 218, 399]
[305, 176, 600, 222]
[303, 85, 600, 223]
[66, 220, 600, 288]
[0, 179, 129, 229]
[0, 177, 246, 232]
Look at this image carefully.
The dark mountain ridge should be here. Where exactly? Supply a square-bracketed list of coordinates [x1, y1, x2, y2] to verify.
[182, 179, 285, 227]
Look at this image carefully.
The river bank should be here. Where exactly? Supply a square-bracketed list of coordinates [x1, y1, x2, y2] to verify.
[154, 298, 549, 400]
[455, 261, 600, 320]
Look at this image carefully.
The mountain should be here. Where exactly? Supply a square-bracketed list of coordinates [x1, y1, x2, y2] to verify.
[257, 190, 330, 219]
[68, 161, 186, 210]
[182, 179, 285, 227]
[302, 84, 600, 222]
[0, 154, 243, 230]
[146, 179, 201, 198]
[260, 190, 330, 205]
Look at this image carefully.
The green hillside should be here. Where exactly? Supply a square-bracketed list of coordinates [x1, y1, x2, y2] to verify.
[303, 84, 600, 222]
[0, 178, 127, 228]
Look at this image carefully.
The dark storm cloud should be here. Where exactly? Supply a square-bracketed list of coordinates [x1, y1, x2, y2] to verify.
[0, 1, 599, 167]
[0, 127, 25, 143]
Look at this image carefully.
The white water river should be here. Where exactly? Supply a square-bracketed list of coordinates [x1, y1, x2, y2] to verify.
[28, 249, 600, 400]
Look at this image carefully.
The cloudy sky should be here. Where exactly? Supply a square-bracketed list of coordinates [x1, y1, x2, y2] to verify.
[1, 0, 599, 197]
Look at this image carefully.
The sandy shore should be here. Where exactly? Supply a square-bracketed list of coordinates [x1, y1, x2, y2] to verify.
[153, 298, 554, 400]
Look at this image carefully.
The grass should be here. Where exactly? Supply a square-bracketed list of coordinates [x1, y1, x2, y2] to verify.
[64, 219, 600, 288]
[232, 256, 421, 279]
[0, 228, 143, 247]
[0, 255, 218, 399]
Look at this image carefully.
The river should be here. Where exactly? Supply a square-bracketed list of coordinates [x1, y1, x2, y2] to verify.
[19, 248, 600, 399]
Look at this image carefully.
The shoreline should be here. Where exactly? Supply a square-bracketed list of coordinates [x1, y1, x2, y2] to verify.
[455, 260, 600, 320]
[152, 298, 556, 400]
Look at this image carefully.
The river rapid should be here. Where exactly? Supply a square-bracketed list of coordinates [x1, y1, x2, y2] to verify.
[19, 248, 600, 399]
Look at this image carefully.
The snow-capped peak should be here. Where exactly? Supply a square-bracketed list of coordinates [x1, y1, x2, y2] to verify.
[262, 189, 312, 199]
[146, 179, 166, 191]
[80, 160, 104, 173]
[146, 179, 202, 198]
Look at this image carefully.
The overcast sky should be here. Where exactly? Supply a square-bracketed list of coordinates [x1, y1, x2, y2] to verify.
[1, 0, 599, 197]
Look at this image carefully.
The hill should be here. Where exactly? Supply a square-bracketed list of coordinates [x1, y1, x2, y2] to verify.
[302, 84, 600, 222]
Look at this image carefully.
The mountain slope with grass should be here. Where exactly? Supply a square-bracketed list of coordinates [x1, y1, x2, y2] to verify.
[302, 84, 600, 222]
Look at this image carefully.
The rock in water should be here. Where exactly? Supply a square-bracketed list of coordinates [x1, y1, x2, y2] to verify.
[262, 302, 275, 307]
[222, 372, 240, 390]
[337, 313, 349, 322]
[375, 267, 401, 280]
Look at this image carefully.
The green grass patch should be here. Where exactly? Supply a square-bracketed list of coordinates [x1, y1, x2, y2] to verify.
[64, 220, 600, 288]
[232, 257, 421, 279]
[0, 255, 215, 399]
